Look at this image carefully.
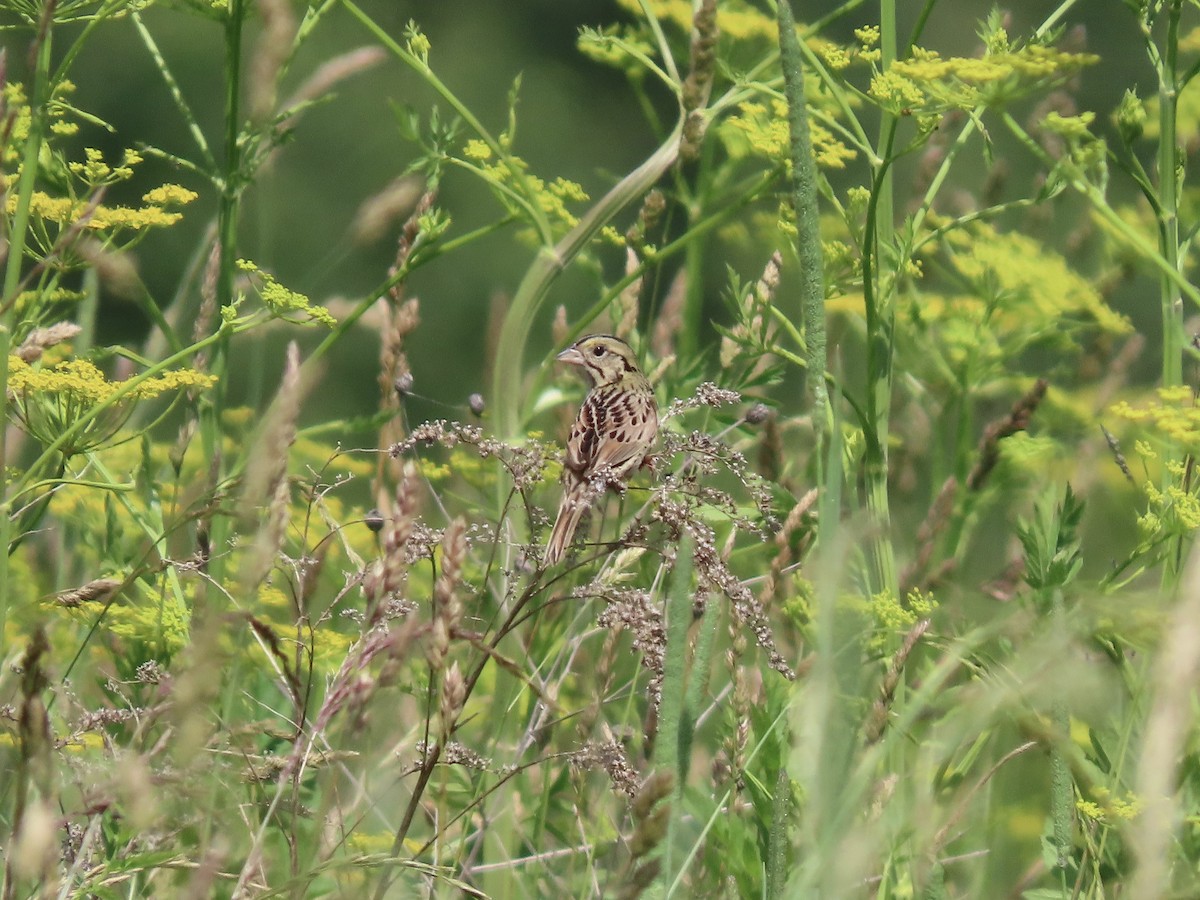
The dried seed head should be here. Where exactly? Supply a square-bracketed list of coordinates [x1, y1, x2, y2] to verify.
[194, 240, 221, 356]
[627, 188, 666, 247]
[595, 589, 666, 710]
[351, 176, 425, 244]
[16, 322, 81, 363]
[366, 462, 421, 617]
[283, 46, 387, 113]
[169, 418, 197, 476]
[632, 769, 674, 821]
[552, 304, 569, 348]
[55, 577, 123, 607]
[76, 237, 140, 299]
[744, 402, 771, 425]
[435, 517, 468, 629]
[426, 617, 450, 671]
[628, 804, 671, 858]
[247, 0, 297, 122]
[136, 661, 164, 684]
[651, 268, 686, 359]
[440, 661, 466, 732]
[614, 247, 642, 339]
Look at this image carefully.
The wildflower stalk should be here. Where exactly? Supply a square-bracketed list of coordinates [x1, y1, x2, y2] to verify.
[1, 7, 54, 303]
[859, 0, 899, 597]
[775, 0, 827, 439]
[765, 766, 790, 900]
[218, 0, 245, 318]
[0, 7, 54, 659]
[1153, 2, 1186, 583]
[656, 532, 695, 887]
[1044, 583, 1074, 879]
[1156, 0, 1183, 380]
[861, 137, 899, 597]
[0, 327, 9, 655]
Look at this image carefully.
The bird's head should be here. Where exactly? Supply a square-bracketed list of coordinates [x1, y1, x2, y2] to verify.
[556, 334, 642, 388]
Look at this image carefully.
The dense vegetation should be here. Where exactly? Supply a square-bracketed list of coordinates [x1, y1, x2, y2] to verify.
[2, 0, 1198, 897]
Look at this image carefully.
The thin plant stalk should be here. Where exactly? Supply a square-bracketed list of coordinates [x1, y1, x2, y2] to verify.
[2, 9, 54, 303]
[0, 326, 9, 657]
[656, 533, 695, 887]
[776, 0, 828, 440]
[1155, 2, 1185, 584]
[860, 0, 899, 597]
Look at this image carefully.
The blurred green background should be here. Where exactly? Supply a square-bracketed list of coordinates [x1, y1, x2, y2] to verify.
[0, 1, 1159, 426]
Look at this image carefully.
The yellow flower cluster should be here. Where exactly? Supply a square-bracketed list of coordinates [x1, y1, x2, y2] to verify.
[869, 588, 938, 630]
[1076, 787, 1142, 823]
[69, 147, 142, 185]
[7, 355, 218, 454]
[5, 107, 198, 254]
[896, 223, 1130, 387]
[8, 356, 217, 403]
[868, 43, 1098, 115]
[1139, 471, 1200, 535]
[8, 186, 198, 232]
[2, 80, 80, 161]
[468, 151, 590, 236]
[101, 581, 191, 656]
[1110, 386, 1200, 451]
[946, 224, 1131, 337]
[235, 259, 336, 327]
[721, 99, 856, 170]
[577, 25, 657, 74]
[404, 20, 431, 64]
[857, 588, 937, 653]
[615, 0, 775, 42]
[1110, 388, 1200, 538]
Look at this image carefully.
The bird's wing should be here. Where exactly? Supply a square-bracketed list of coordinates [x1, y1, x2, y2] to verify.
[565, 387, 657, 477]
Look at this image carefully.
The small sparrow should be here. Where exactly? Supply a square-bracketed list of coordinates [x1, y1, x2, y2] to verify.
[545, 334, 658, 566]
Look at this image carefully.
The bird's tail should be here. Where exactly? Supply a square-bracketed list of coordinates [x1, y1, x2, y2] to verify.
[545, 489, 589, 566]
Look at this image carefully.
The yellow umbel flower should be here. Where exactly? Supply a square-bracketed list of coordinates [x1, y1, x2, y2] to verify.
[7, 356, 218, 455]
[721, 99, 856, 170]
[869, 41, 1098, 115]
[235, 259, 336, 327]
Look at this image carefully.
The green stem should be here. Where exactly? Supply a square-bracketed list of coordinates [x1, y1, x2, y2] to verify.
[0, 327, 9, 657]
[777, 0, 828, 439]
[1158, 3, 1185, 586]
[217, 0, 244, 319]
[858, 0, 899, 597]
[2, 17, 54, 304]
[1158, 1, 1183, 394]
[656, 532, 695, 889]
[861, 129, 899, 598]
[0, 9, 54, 660]
[1049, 589, 1073, 873]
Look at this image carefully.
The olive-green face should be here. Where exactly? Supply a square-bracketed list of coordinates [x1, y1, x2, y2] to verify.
[557, 335, 639, 387]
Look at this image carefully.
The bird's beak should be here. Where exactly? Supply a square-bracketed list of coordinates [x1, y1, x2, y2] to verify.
[556, 347, 585, 366]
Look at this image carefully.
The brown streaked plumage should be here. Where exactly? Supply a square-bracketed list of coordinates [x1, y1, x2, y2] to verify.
[545, 334, 658, 566]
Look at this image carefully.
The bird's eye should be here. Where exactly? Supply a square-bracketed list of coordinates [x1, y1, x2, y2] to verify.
[592, 346, 605, 357]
